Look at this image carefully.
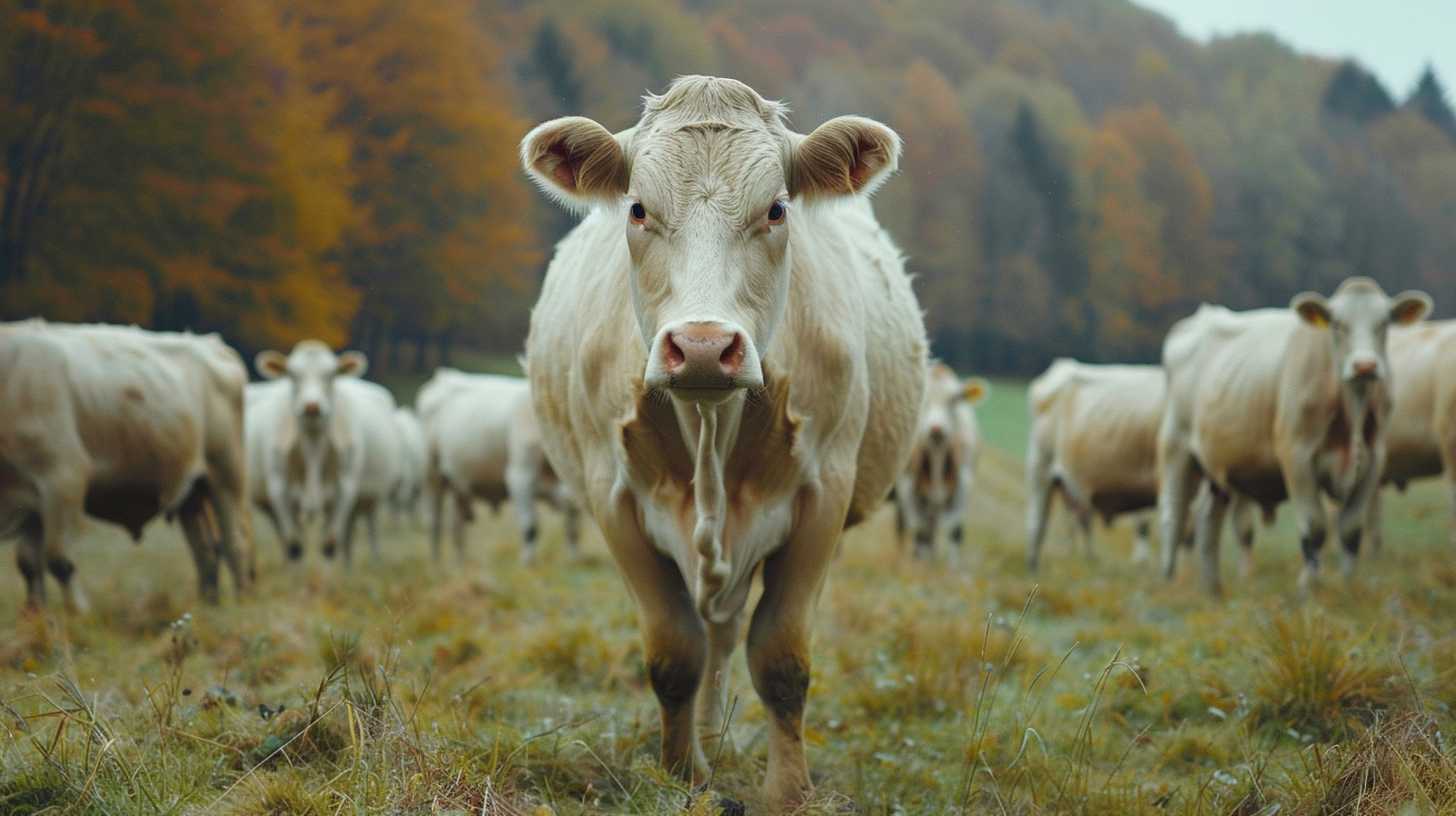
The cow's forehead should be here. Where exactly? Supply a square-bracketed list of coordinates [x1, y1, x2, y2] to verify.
[1329, 282, 1390, 323]
[288, 343, 338, 375]
[927, 366, 961, 401]
[631, 126, 787, 224]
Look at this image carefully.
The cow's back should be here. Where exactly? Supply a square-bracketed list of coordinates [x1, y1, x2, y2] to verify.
[1057, 366, 1164, 501]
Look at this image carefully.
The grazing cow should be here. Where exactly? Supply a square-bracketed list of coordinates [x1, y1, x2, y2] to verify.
[250, 342, 401, 564]
[0, 320, 253, 609]
[1158, 279, 1432, 595]
[1025, 359, 1255, 571]
[1366, 320, 1456, 550]
[520, 76, 926, 808]
[893, 363, 988, 557]
[417, 369, 579, 561]
[390, 407, 428, 526]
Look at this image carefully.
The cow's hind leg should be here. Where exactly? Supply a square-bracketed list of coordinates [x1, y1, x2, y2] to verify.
[366, 506, 380, 561]
[1194, 483, 1231, 597]
[40, 482, 87, 613]
[17, 516, 46, 609]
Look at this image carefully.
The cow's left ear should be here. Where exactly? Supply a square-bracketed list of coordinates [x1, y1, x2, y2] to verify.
[1390, 290, 1433, 325]
[790, 115, 901, 201]
[960, 378, 990, 405]
[1291, 292, 1332, 329]
[520, 116, 630, 211]
[336, 351, 368, 378]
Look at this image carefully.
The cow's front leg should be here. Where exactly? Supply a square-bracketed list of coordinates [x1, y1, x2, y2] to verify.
[179, 502, 221, 605]
[266, 470, 303, 561]
[747, 490, 845, 811]
[697, 607, 742, 761]
[1284, 461, 1328, 592]
[601, 501, 708, 783]
[1336, 450, 1384, 580]
[326, 480, 359, 563]
[1158, 421, 1201, 579]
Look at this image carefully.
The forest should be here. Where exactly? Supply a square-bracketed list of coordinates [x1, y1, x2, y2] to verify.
[3, 0, 1454, 373]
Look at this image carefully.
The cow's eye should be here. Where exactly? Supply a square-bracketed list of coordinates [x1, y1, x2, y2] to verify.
[629, 202, 647, 224]
[767, 200, 786, 225]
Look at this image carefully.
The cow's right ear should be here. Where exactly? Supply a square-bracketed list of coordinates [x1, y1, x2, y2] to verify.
[520, 116, 629, 210]
[336, 351, 368, 379]
[255, 350, 288, 380]
[1291, 292, 1332, 329]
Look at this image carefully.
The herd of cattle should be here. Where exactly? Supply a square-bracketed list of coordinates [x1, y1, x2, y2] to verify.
[2, 76, 1452, 809]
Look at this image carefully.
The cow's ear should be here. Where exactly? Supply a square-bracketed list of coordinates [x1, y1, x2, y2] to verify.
[1291, 292, 1332, 329]
[1390, 290, 1433, 325]
[255, 350, 288, 379]
[336, 351, 368, 378]
[960, 378, 990, 405]
[520, 116, 629, 210]
[790, 115, 901, 201]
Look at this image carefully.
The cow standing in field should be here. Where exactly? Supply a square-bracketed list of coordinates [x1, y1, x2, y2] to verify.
[1366, 320, 1456, 550]
[416, 369, 579, 561]
[0, 320, 253, 609]
[893, 363, 988, 557]
[520, 76, 926, 808]
[1025, 359, 1256, 572]
[390, 407, 428, 527]
[1158, 279, 1432, 595]
[248, 342, 401, 564]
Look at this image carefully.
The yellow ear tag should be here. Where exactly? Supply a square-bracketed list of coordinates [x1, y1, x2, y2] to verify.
[1309, 313, 1328, 329]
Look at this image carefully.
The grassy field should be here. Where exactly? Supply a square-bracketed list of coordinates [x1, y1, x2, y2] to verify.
[3, 380, 1456, 815]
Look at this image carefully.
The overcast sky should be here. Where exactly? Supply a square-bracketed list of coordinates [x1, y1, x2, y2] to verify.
[1135, 0, 1454, 99]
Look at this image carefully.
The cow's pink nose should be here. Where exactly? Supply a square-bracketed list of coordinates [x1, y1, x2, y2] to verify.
[666, 323, 744, 380]
[303, 402, 322, 417]
[1352, 358, 1378, 378]
[928, 424, 947, 443]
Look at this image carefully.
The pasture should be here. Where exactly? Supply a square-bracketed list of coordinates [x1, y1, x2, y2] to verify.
[3, 380, 1455, 815]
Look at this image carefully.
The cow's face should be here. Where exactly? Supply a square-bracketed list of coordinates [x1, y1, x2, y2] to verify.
[1292, 278, 1431, 388]
[255, 341, 367, 430]
[921, 364, 987, 444]
[522, 76, 900, 406]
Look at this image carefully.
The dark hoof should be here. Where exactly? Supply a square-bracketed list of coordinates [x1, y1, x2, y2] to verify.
[286, 543, 303, 561]
[716, 796, 745, 816]
[322, 542, 336, 559]
[950, 526, 964, 545]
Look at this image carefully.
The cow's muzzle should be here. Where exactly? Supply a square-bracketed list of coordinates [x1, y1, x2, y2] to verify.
[645, 320, 763, 402]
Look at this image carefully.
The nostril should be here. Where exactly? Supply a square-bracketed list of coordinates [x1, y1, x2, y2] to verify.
[719, 333, 744, 374]
[304, 402, 321, 417]
[664, 335, 686, 372]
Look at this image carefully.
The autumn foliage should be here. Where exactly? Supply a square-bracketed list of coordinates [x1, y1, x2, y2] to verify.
[4, 0, 1455, 371]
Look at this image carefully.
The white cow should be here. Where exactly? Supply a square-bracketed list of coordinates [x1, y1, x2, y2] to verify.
[1026, 359, 1255, 571]
[390, 407, 428, 526]
[521, 76, 926, 808]
[893, 363, 988, 557]
[0, 320, 253, 609]
[1158, 279, 1432, 595]
[250, 341, 401, 564]
[1366, 320, 1456, 550]
[417, 368, 579, 561]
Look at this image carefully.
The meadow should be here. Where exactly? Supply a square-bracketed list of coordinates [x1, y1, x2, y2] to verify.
[3, 380, 1455, 815]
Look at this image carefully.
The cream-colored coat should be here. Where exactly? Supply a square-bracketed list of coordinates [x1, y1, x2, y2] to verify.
[1158, 279, 1431, 594]
[522, 76, 926, 808]
[0, 320, 252, 609]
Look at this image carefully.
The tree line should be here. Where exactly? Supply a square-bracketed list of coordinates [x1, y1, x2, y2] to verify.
[5, 0, 1455, 374]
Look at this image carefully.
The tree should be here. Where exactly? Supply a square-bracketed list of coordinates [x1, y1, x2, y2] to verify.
[1406, 65, 1456, 142]
[1322, 60, 1395, 124]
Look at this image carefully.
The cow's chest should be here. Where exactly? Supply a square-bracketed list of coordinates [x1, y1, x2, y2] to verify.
[637, 477, 800, 616]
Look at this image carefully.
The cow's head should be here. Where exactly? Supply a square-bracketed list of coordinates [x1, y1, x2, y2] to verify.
[521, 75, 900, 405]
[922, 363, 988, 444]
[1291, 277, 1430, 387]
[255, 341, 367, 430]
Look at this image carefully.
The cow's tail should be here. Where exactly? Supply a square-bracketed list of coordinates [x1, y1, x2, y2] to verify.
[692, 406, 732, 623]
